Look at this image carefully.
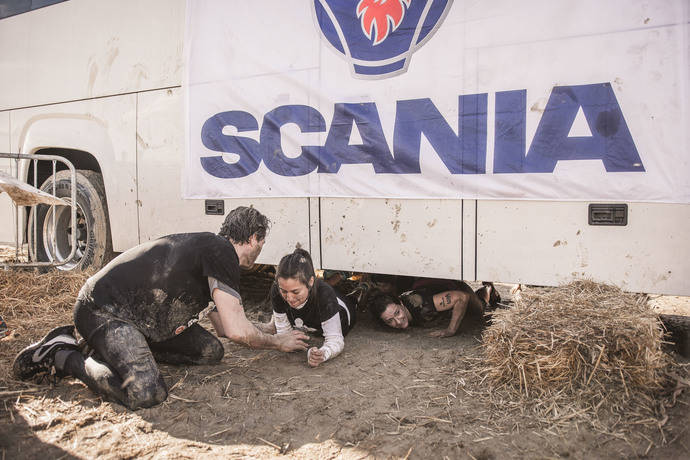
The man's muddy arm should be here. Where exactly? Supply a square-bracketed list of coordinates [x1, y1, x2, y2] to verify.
[443, 298, 467, 335]
[211, 289, 307, 352]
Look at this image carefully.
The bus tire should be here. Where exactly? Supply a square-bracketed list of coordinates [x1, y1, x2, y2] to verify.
[28, 170, 113, 271]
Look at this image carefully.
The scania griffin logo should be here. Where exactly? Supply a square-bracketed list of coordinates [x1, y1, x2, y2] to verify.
[313, 0, 453, 79]
[357, 0, 410, 46]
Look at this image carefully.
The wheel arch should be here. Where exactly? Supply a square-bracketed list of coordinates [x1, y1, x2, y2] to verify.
[17, 115, 112, 186]
[27, 148, 102, 189]
[16, 116, 114, 251]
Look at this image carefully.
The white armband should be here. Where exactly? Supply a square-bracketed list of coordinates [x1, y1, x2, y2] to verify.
[317, 313, 345, 362]
[273, 312, 293, 335]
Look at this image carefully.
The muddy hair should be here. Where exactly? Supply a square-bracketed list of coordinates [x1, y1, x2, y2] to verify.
[276, 247, 316, 292]
[218, 206, 270, 244]
[365, 289, 401, 329]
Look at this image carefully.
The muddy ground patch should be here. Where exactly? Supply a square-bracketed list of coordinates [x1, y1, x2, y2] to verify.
[1, 272, 689, 459]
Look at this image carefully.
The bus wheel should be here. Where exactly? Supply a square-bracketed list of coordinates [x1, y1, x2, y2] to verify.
[28, 170, 113, 271]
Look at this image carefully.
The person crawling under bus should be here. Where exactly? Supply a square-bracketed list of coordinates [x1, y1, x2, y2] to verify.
[266, 247, 357, 368]
[366, 279, 501, 336]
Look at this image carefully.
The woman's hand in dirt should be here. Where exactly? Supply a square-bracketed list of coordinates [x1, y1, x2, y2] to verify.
[428, 329, 454, 338]
[307, 347, 325, 367]
[277, 330, 309, 352]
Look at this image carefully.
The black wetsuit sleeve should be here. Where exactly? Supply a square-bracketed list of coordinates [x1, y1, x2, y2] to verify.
[315, 281, 341, 323]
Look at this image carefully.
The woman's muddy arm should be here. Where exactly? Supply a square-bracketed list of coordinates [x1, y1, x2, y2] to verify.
[430, 290, 469, 338]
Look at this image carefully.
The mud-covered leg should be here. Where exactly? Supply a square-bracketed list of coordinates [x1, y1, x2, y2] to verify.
[63, 320, 168, 410]
[149, 323, 224, 365]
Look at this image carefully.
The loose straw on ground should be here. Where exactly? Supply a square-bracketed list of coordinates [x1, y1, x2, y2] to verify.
[0, 269, 90, 387]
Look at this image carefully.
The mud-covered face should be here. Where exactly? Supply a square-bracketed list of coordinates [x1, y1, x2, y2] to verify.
[381, 302, 409, 329]
[277, 276, 313, 308]
[243, 235, 265, 268]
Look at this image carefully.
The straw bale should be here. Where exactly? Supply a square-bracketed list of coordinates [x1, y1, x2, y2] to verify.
[477, 280, 689, 439]
[482, 280, 668, 396]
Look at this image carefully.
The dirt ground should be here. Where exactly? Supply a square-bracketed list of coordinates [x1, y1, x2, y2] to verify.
[1, 273, 689, 460]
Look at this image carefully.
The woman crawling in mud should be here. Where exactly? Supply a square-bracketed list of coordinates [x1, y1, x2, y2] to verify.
[266, 248, 357, 367]
[366, 280, 499, 337]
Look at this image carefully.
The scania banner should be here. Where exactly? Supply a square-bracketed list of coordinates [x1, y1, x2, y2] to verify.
[185, 0, 689, 202]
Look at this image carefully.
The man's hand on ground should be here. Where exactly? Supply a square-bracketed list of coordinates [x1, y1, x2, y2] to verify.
[276, 330, 309, 352]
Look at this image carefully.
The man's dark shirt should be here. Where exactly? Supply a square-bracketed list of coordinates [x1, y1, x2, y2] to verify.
[78, 232, 240, 341]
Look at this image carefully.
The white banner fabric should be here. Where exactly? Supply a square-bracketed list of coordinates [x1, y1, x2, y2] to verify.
[185, 0, 689, 203]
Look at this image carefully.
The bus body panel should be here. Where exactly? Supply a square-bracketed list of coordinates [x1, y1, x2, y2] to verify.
[0, 0, 184, 111]
[319, 198, 464, 280]
[477, 201, 690, 295]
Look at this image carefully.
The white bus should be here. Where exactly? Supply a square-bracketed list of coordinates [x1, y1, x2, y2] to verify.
[1, 0, 688, 295]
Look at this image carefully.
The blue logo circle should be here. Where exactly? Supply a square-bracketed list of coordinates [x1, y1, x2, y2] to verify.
[313, 0, 453, 79]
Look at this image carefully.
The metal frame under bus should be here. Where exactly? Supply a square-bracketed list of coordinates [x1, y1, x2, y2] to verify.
[0, 153, 77, 269]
